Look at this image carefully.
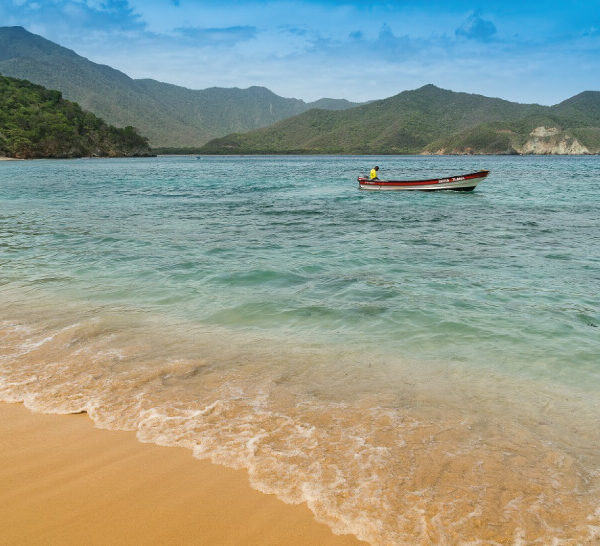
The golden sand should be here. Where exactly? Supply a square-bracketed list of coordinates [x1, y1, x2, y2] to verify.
[2, 303, 600, 543]
[0, 402, 361, 545]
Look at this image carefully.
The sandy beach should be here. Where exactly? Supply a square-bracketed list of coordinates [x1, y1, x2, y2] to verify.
[0, 402, 361, 545]
[2, 156, 599, 543]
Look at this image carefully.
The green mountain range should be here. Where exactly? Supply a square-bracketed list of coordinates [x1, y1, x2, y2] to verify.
[0, 75, 151, 159]
[199, 85, 600, 155]
[0, 26, 358, 148]
[2, 26, 598, 155]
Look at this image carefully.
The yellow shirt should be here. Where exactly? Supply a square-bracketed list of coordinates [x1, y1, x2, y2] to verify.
[369, 168, 378, 180]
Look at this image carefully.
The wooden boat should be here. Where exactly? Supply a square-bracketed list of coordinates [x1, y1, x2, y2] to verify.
[358, 170, 490, 191]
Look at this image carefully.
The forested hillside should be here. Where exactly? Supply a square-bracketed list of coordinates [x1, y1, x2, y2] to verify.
[0, 26, 358, 147]
[0, 75, 151, 159]
[199, 85, 600, 155]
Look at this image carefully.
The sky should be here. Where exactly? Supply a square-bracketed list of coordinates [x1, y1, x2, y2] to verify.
[2, 0, 600, 104]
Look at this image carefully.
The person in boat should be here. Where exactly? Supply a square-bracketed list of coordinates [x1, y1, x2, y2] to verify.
[369, 166, 380, 180]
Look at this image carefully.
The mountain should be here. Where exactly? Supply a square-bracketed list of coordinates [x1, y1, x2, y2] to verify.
[0, 75, 151, 159]
[551, 91, 600, 125]
[425, 91, 600, 155]
[198, 85, 544, 154]
[0, 26, 359, 147]
[199, 85, 600, 155]
[4, 26, 597, 155]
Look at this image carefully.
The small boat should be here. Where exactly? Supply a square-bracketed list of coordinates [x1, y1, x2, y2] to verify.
[357, 170, 490, 191]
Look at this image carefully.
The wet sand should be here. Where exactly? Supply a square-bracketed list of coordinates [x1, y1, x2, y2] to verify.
[0, 402, 361, 545]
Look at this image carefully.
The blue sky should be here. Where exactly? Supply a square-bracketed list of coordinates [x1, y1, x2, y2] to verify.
[2, 0, 599, 103]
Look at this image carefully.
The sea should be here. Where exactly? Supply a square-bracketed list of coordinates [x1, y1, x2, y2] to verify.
[1, 155, 599, 544]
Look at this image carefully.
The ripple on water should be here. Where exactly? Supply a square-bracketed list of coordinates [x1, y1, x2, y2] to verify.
[1, 304, 599, 544]
[0, 155, 599, 543]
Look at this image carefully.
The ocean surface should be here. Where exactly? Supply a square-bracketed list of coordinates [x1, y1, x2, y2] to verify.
[1, 155, 599, 544]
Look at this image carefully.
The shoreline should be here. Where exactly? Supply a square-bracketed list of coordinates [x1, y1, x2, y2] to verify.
[2, 153, 599, 543]
[0, 402, 361, 545]
[0, 155, 154, 161]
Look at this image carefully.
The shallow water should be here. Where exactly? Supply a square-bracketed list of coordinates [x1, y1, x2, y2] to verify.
[1, 156, 599, 543]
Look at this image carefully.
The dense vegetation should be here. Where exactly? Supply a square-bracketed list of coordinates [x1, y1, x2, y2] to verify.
[198, 85, 537, 154]
[4, 26, 598, 155]
[0, 75, 151, 159]
[0, 26, 358, 147]
[199, 85, 600, 155]
[425, 93, 600, 154]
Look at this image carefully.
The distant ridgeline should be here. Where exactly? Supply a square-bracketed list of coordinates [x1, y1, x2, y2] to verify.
[0, 75, 152, 159]
[3, 26, 598, 155]
[0, 26, 359, 148]
[199, 85, 600, 155]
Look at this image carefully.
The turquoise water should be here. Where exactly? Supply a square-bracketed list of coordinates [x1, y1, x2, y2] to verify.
[2, 155, 598, 381]
[1, 155, 599, 543]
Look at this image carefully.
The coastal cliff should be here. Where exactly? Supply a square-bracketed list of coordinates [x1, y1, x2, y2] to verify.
[424, 124, 599, 155]
[517, 127, 590, 154]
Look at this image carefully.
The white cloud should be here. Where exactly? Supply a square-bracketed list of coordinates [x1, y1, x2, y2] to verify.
[455, 11, 497, 41]
[4, 1, 599, 104]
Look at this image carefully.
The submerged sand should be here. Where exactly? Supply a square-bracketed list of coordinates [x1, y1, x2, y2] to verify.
[2, 298, 600, 543]
[0, 402, 361, 545]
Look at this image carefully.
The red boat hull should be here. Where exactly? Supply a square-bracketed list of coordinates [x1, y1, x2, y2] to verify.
[358, 170, 490, 191]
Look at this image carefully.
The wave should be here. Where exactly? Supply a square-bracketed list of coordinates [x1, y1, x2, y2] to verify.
[2, 299, 600, 544]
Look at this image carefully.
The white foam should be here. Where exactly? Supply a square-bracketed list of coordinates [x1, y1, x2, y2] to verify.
[2, 310, 600, 545]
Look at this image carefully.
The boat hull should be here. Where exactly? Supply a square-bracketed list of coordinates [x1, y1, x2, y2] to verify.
[358, 170, 489, 191]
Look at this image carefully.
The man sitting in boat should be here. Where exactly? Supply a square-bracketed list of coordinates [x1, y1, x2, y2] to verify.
[369, 166, 379, 180]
